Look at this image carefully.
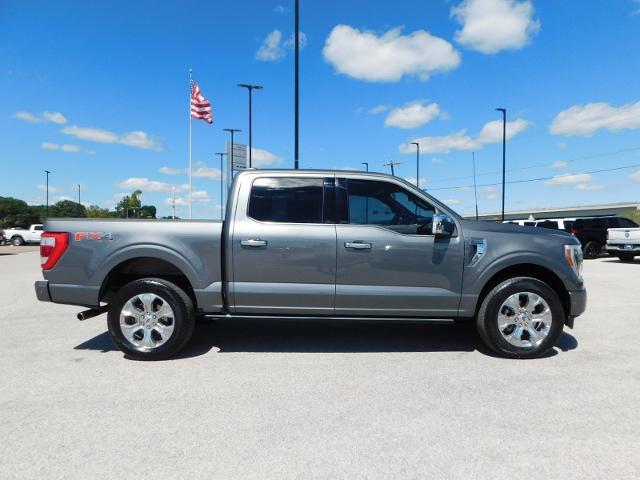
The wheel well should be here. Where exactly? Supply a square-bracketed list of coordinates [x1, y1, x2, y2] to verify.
[100, 257, 196, 307]
[475, 264, 570, 317]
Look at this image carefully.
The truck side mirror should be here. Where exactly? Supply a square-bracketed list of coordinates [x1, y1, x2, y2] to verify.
[432, 214, 455, 237]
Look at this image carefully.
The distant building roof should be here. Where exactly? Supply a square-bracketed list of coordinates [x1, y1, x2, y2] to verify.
[466, 202, 640, 221]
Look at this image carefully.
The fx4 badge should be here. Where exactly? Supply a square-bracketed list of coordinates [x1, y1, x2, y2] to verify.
[75, 232, 114, 241]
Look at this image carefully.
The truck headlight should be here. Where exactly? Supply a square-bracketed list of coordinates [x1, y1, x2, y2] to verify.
[564, 244, 583, 279]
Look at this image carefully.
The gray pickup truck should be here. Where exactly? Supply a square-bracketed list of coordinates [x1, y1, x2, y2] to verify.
[35, 170, 586, 360]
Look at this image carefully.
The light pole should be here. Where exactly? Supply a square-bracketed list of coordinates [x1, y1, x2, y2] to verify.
[77, 184, 81, 206]
[223, 128, 241, 189]
[472, 152, 479, 221]
[237, 84, 263, 168]
[361, 162, 369, 172]
[496, 107, 506, 221]
[411, 142, 420, 188]
[383, 160, 402, 176]
[216, 152, 227, 220]
[44, 170, 51, 217]
[294, 0, 300, 169]
[171, 186, 176, 219]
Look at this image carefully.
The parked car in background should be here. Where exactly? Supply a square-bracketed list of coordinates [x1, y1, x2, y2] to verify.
[571, 217, 639, 259]
[534, 219, 575, 233]
[35, 170, 586, 360]
[606, 225, 640, 262]
[503, 220, 536, 227]
[3, 224, 44, 246]
[0, 229, 5, 245]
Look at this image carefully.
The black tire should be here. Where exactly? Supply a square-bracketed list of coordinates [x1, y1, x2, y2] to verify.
[617, 252, 636, 263]
[107, 278, 195, 360]
[11, 236, 24, 246]
[583, 241, 601, 259]
[476, 277, 565, 359]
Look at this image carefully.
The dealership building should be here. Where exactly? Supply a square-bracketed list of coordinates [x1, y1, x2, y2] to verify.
[466, 202, 640, 221]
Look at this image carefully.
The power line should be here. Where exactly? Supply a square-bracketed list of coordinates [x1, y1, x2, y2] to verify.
[427, 162, 640, 192]
[426, 146, 640, 186]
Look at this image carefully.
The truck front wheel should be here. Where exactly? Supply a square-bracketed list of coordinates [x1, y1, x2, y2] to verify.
[476, 277, 565, 359]
[107, 278, 195, 360]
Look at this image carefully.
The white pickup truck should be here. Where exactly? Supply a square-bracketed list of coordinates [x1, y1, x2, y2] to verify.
[607, 226, 640, 262]
[2, 224, 44, 246]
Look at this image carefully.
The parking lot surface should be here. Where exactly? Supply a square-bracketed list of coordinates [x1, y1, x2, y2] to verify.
[1, 251, 638, 479]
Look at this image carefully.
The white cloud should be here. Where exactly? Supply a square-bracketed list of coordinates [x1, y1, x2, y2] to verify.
[629, 170, 640, 181]
[62, 125, 162, 151]
[549, 101, 640, 136]
[251, 147, 284, 167]
[404, 177, 428, 188]
[544, 173, 593, 186]
[41, 142, 81, 153]
[117, 178, 188, 193]
[256, 30, 285, 61]
[274, 4, 288, 14]
[441, 198, 461, 205]
[575, 183, 605, 191]
[399, 118, 529, 154]
[14, 110, 68, 124]
[322, 25, 461, 82]
[159, 166, 184, 175]
[166, 190, 212, 207]
[14, 111, 42, 123]
[42, 111, 67, 124]
[385, 102, 441, 129]
[36, 184, 60, 192]
[482, 186, 498, 200]
[193, 163, 222, 179]
[551, 160, 568, 169]
[432, 157, 444, 164]
[368, 104, 390, 115]
[284, 32, 307, 50]
[56, 196, 74, 202]
[451, 0, 540, 54]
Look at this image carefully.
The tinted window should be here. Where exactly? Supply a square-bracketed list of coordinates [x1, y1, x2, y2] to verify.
[537, 221, 559, 230]
[524, 222, 536, 227]
[618, 218, 639, 228]
[345, 179, 435, 234]
[33, 225, 43, 231]
[563, 220, 574, 232]
[248, 177, 324, 223]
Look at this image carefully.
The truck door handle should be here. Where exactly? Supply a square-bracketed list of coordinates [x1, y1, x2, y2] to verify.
[345, 241, 372, 250]
[241, 239, 268, 248]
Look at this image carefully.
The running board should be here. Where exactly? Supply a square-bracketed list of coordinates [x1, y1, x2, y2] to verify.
[203, 313, 456, 324]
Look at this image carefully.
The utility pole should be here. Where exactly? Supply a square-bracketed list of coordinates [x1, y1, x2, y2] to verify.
[77, 184, 81, 206]
[44, 170, 51, 217]
[383, 160, 402, 177]
[496, 107, 507, 221]
[411, 142, 420, 188]
[237, 84, 263, 168]
[472, 152, 479, 221]
[294, 0, 300, 169]
[171, 186, 176, 219]
[223, 128, 241, 190]
[361, 162, 369, 172]
[216, 152, 227, 220]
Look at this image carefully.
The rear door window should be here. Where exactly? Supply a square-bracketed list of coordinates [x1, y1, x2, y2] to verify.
[248, 177, 325, 223]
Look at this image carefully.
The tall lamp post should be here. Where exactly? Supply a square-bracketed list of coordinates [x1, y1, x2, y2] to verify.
[294, 0, 300, 169]
[216, 152, 227, 220]
[361, 162, 369, 172]
[411, 141, 420, 188]
[472, 152, 479, 221]
[223, 128, 241, 190]
[77, 184, 81, 206]
[496, 107, 507, 221]
[44, 170, 51, 217]
[237, 84, 263, 168]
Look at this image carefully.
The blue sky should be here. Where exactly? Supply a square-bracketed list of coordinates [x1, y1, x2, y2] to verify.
[1, 0, 640, 218]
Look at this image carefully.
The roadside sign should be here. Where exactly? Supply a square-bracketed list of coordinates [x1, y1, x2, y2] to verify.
[227, 142, 247, 171]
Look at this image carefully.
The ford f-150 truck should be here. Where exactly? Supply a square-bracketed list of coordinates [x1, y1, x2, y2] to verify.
[4, 224, 44, 246]
[606, 225, 640, 262]
[35, 170, 587, 360]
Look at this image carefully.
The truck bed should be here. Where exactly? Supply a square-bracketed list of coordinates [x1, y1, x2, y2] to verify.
[41, 218, 224, 311]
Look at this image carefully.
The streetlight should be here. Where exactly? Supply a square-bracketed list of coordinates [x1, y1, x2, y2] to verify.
[216, 152, 227, 220]
[411, 142, 420, 188]
[496, 107, 507, 221]
[237, 84, 263, 168]
[44, 170, 51, 217]
[77, 184, 81, 206]
[472, 152, 479, 221]
[223, 128, 241, 190]
[361, 162, 369, 172]
[294, 0, 300, 169]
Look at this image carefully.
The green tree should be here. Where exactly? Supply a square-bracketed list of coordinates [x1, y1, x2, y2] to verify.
[0, 196, 40, 228]
[115, 190, 142, 218]
[86, 205, 114, 218]
[51, 200, 86, 218]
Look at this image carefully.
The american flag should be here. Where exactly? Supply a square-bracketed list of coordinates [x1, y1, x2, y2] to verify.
[190, 82, 213, 124]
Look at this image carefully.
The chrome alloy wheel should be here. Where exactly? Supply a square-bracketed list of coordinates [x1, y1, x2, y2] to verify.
[497, 292, 553, 348]
[119, 293, 175, 351]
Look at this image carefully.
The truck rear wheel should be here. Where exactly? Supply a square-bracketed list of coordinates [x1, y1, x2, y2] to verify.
[11, 236, 24, 246]
[476, 277, 564, 359]
[583, 241, 601, 259]
[107, 278, 195, 360]
[617, 252, 636, 263]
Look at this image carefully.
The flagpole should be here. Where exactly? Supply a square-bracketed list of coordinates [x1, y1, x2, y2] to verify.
[189, 68, 193, 220]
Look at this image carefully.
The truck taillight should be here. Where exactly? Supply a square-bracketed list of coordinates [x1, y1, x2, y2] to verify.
[571, 228, 577, 236]
[40, 232, 69, 270]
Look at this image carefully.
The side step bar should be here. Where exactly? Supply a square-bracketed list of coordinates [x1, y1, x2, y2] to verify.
[204, 313, 456, 324]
